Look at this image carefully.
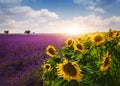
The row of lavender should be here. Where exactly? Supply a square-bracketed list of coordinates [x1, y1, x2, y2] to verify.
[0, 34, 69, 86]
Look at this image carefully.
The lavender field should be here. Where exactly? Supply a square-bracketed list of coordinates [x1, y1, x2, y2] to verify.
[0, 34, 69, 86]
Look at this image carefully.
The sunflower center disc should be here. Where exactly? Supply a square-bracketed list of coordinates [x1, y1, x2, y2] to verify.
[109, 32, 113, 37]
[68, 40, 72, 45]
[94, 35, 102, 42]
[48, 48, 55, 54]
[78, 38, 81, 41]
[63, 62, 77, 76]
[46, 65, 50, 69]
[77, 44, 82, 50]
[103, 57, 110, 67]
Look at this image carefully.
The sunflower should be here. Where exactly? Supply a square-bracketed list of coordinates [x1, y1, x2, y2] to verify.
[82, 34, 91, 41]
[118, 41, 120, 46]
[65, 38, 74, 47]
[100, 51, 112, 71]
[56, 59, 82, 82]
[43, 63, 51, 71]
[73, 42, 84, 53]
[76, 36, 82, 42]
[91, 32, 105, 45]
[107, 29, 117, 41]
[116, 31, 120, 37]
[46, 45, 57, 58]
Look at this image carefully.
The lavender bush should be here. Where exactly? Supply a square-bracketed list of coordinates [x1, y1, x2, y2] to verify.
[0, 34, 69, 86]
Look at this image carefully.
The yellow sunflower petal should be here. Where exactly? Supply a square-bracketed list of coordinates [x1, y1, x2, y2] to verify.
[118, 41, 120, 46]
[107, 29, 118, 41]
[76, 36, 82, 42]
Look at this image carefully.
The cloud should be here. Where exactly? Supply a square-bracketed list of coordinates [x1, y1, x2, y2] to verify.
[89, 6, 106, 13]
[6, 6, 58, 21]
[73, 0, 119, 6]
[73, 0, 120, 14]
[0, 0, 22, 3]
[0, 0, 22, 8]
[0, 6, 59, 33]
[0, 0, 22, 17]
[0, 0, 119, 34]
[93, 8, 106, 13]
[73, 0, 106, 14]
[0, 5, 119, 33]
[0, 0, 120, 33]
[103, 16, 120, 29]
[73, 0, 97, 6]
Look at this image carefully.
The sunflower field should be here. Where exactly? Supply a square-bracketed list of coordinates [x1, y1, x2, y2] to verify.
[42, 29, 120, 86]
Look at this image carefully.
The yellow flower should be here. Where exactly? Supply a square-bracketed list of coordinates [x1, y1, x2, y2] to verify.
[91, 32, 105, 45]
[76, 36, 82, 42]
[73, 42, 84, 53]
[43, 63, 51, 71]
[46, 45, 57, 58]
[118, 41, 120, 46]
[65, 38, 74, 47]
[76, 34, 90, 42]
[107, 29, 117, 41]
[56, 59, 82, 82]
[116, 31, 120, 37]
[82, 34, 91, 41]
[100, 51, 112, 71]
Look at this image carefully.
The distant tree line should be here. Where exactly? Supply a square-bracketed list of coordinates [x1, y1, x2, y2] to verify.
[24, 30, 31, 34]
[3, 30, 34, 34]
[4, 30, 9, 34]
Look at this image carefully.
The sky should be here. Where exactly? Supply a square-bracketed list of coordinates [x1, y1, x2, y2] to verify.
[0, 0, 120, 34]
